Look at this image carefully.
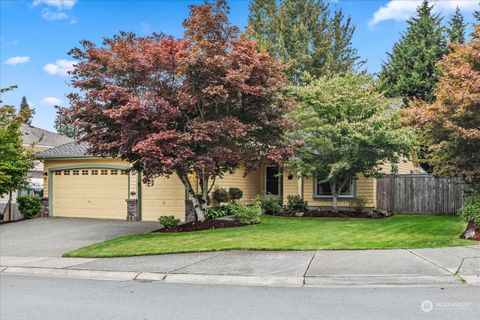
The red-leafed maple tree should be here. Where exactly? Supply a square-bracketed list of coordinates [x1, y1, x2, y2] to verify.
[67, 0, 293, 221]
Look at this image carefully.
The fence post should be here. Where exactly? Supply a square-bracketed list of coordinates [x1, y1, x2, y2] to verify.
[389, 174, 395, 212]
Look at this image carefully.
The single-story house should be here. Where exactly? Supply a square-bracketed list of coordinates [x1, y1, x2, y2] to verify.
[36, 141, 423, 222]
[1, 125, 74, 221]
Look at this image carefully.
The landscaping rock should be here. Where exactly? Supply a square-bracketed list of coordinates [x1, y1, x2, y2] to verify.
[464, 228, 476, 240]
[294, 212, 305, 217]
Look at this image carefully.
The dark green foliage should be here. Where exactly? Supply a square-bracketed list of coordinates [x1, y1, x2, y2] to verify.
[212, 187, 230, 204]
[458, 194, 480, 224]
[379, 0, 447, 103]
[448, 7, 466, 44]
[228, 187, 243, 202]
[285, 194, 308, 211]
[248, 0, 361, 84]
[206, 203, 241, 219]
[17, 195, 41, 218]
[258, 194, 282, 214]
[1, 87, 35, 218]
[53, 105, 79, 139]
[233, 202, 261, 224]
[158, 215, 181, 228]
[19, 96, 34, 125]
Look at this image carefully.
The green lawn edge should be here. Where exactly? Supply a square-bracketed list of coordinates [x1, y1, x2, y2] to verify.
[64, 215, 474, 258]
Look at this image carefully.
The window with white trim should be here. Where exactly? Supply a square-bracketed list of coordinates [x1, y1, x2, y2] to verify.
[315, 179, 354, 197]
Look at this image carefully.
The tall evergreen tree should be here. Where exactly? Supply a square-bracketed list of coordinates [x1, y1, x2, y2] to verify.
[53, 105, 79, 139]
[448, 7, 465, 44]
[248, 0, 361, 84]
[473, 3, 480, 39]
[379, 0, 447, 103]
[19, 96, 34, 125]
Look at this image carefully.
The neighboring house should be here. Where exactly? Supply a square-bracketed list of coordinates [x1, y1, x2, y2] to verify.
[0, 125, 74, 221]
[36, 140, 423, 222]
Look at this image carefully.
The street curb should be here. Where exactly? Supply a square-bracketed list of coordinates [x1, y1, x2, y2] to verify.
[1, 266, 476, 287]
[304, 275, 463, 287]
[461, 276, 480, 286]
[2, 267, 138, 281]
[164, 273, 304, 287]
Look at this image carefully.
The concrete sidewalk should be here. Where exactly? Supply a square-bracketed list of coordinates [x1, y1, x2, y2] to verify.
[1, 246, 479, 287]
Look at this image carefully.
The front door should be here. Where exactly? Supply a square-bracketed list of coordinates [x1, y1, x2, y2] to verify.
[265, 166, 280, 196]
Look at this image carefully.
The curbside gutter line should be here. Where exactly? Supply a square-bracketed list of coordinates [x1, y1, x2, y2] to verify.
[1, 266, 476, 287]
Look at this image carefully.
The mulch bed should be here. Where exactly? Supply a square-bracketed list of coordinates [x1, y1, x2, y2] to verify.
[153, 219, 247, 233]
[266, 210, 391, 219]
[460, 222, 480, 241]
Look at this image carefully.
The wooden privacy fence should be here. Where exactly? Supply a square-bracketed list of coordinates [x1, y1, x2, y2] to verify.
[376, 175, 465, 215]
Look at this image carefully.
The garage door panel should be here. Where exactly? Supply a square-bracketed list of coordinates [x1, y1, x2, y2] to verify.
[142, 176, 185, 222]
[52, 170, 128, 219]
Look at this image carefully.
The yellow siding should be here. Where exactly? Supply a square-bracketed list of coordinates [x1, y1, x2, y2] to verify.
[213, 165, 262, 204]
[142, 175, 186, 222]
[282, 171, 300, 205]
[304, 174, 376, 208]
[380, 157, 423, 174]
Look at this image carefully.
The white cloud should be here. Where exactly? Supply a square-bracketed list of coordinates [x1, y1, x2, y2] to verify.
[33, 0, 77, 10]
[4, 56, 30, 65]
[40, 97, 63, 106]
[43, 59, 75, 76]
[370, 0, 479, 26]
[41, 9, 76, 24]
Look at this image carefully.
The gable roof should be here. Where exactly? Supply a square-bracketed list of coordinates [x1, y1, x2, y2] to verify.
[21, 125, 74, 148]
[35, 141, 93, 159]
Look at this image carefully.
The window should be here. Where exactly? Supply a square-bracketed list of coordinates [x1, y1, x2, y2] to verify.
[91, 170, 98, 175]
[73, 170, 79, 175]
[63, 170, 70, 175]
[82, 170, 89, 175]
[55, 171, 61, 175]
[111, 170, 118, 175]
[100, 169, 108, 175]
[315, 179, 354, 197]
[121, 170, 129, 175]
[265, 166, 280, 196]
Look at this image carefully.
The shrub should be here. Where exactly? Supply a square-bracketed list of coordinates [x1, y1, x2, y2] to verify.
[158, 215, 180, 229]
[257, 194, 282, 214]
[234, 202, 261, 224]
[212, 187, 230, 204]
[285, 195, 308, 211]
[17, 195, 41, 218]
[228, 187, 243, 202]
[206, 203, 241, 219]
[458, 194, 480, 224]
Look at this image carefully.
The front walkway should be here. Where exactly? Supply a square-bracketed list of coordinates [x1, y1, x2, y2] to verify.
[1, 246, 479, 287]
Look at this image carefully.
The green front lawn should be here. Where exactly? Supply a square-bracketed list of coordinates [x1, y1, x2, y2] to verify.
[64, 215, 472, 258]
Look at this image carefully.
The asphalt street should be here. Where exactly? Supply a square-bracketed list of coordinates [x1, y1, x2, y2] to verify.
[1, 274, 479, 320]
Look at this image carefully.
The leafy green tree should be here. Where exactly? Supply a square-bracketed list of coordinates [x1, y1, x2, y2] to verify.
[448, 7, 465, 44]
[379, 0, 447, 103]
[248, 0, 361, 84]
[286, 73, 414, 211]
[19, 96, 34, 125]
[53, 105, 79, 139]
[0, 87, 35, 219]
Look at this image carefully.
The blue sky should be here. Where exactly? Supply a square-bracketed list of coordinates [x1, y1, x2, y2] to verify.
[1, 0, 478, 131]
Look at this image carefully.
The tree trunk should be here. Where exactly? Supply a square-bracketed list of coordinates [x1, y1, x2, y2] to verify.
[1, 191, 13, 221]
[176, 171, 206, 221]
[332, 194, 338, 213]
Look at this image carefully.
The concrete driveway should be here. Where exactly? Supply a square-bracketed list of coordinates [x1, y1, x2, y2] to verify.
[0, 217, 159, 257]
